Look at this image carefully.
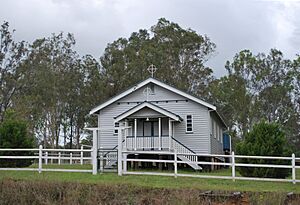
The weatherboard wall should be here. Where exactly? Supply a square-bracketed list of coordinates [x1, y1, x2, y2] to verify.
[97, 83, 213, 154]
[210, 112, 224, 154]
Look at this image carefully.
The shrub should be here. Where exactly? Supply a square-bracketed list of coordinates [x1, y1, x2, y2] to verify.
[236, 121, 291, 178]
[0, 111, 34, 167]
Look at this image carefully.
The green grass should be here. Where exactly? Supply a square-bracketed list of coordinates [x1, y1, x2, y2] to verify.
[1, 166, 300, 193]
[29, 163, 92, 170]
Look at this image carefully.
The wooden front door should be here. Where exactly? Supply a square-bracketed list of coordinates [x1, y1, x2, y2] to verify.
[143, 121, 158, 149]
[143, 121, 158, 136]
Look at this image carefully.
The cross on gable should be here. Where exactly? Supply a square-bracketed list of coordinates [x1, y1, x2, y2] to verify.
[147, 64, 157, 77]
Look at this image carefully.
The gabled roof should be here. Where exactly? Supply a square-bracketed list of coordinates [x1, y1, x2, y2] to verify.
[114, 102, 182, 122]
[89, 77, 216, 115]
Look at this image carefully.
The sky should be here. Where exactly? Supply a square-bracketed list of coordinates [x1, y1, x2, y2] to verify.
[0, 0, 299, 77]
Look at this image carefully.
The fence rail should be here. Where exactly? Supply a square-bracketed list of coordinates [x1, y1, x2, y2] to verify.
[0, 145, 93, 173]
[1, 144, 300, 184]
[119, 150, 299, 184]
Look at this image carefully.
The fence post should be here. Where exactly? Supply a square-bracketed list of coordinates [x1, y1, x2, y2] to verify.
[92, 129, 98, 175]
[292, 153, 296, 184]
[70, 153, 73, 165]
[174, 151, 177, 178]
[123, 153, 127, 173]
[38, 145, 42, 173]
[231, 151, 235, 182]
[118, 128, 123, 176]
[99, 151, 103, 173]
[58, 152, 61, 165]
[45, 152, 48, 165]
[80, 145, 84, 165]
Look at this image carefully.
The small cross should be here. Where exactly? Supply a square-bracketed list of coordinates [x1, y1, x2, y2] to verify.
[147, 64, 157, 77]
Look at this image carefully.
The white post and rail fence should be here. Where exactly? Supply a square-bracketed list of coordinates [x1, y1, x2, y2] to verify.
[0, 127, 299, 185]
[117, 150, 300, 184]
[0, 145, 93, 173]
[115, 127, 300, 184]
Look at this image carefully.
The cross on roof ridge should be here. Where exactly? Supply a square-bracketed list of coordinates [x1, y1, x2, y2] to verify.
[147, 64, 157, 77]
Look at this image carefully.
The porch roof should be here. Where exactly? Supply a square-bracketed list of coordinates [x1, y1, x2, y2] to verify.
[114, 102, 182, 122]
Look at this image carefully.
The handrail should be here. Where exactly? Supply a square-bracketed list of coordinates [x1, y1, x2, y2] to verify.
[102, 139, 125, 157]
[126, 135, 169, 138]
[171, 137, 196, 154]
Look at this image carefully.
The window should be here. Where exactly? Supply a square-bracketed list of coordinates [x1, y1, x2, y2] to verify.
[114, 122, 119, 135]
[214, 122, 217, 138]
[211, 119, 214, 137]
[220, 128, 223, 143]
[186, 115, 193, 133]
[217, 124, 220, 141]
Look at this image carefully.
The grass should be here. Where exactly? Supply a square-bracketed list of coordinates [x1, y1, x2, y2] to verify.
[29, 163, 92, 170]
[1, 165, 300, 193]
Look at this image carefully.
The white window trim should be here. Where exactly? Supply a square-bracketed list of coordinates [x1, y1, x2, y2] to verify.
[186, 115, 193, 133]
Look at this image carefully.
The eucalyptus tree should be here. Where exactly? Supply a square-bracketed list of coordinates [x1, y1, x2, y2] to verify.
[289, 55, 300, 151]
[100, 18, 216, 99]
[210, 49, 299, 146]
[15, 33, 80, 148]
[0, 22, 28, 122]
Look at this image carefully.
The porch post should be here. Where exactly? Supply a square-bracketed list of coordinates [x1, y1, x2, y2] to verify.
[125, 120, 128, 150]
[168, 118, 172, 151]
[158, 117, 161, 150]
[134, 118, 137, 151]
[92, 129, 98, 175]
[117, 127, 122, 176]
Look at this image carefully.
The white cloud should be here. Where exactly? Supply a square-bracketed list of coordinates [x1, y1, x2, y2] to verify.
[0, 0, 299, 77]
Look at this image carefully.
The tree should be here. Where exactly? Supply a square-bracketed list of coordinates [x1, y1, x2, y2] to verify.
[210, 49, 300, 146]
[0, 110, 34, 167]
[236, 121, 291, 178]
[289, 55, 300, 153]
[14, 33, 80, 148]
[0, 22, 28, 122]
[100, 18, 216, 99]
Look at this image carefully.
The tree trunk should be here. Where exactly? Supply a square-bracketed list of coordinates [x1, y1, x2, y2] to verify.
[55, 123, 60, 148]
[70, 117, 73, 149]
[63, 125, 66, 148]
[76, 126, 80, 148]
[43, 125, 47, 148]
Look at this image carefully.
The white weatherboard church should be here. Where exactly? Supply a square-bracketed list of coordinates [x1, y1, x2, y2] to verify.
[89, 67, 228, 171]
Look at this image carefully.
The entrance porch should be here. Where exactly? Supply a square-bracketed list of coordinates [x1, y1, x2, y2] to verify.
[123, 117, 173, 151]
[114, 102, 181, 151]
[112, 102, 202, 171]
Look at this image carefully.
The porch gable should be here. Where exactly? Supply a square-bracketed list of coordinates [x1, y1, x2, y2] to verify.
[114, 102, 182, 122]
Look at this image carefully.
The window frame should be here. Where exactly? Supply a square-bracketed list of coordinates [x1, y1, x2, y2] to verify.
[217, 124, 220, 141]
[220, 128, 223, 144]
[214, 121, 217, 139]
[114, 122, 119, 135]
[186, 115, 193, 133]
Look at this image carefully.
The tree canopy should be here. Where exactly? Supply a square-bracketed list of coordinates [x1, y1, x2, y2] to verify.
[0, 110, 34, 167]
[236, 121, 291, 178]
[0, 19, 299, 153]
[101, 18, 216, 98]
[209, 49, 300, 149]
